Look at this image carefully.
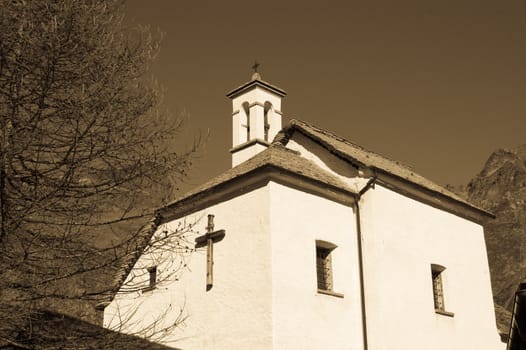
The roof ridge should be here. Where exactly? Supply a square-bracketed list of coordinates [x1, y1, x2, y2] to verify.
[286, 118, 491, 217]
[268, 142, 300, 155]
[162, 143, 320, 211]
[289, 119, 415, 171]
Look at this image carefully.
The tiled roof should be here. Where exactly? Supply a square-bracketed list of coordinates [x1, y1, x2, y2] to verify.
[162, 143, 356, 211]
[276, 119, 492, 217]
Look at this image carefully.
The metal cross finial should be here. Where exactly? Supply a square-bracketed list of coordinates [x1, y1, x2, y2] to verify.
[252, 61, 260, 73]
[251, 61, 262, 81]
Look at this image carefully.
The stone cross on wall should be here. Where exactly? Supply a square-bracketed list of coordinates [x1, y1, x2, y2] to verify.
[195, 214, 226, 291]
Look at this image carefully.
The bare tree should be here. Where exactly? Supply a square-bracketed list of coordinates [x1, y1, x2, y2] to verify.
[0, 1, 197, 347]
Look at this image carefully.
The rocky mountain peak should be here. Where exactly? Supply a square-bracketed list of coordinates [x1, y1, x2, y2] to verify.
[465, 144, 526, 316]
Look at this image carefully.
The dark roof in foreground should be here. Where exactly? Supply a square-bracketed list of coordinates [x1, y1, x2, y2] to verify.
[1, 308, 179, 350]
[276, 119, 493, 218]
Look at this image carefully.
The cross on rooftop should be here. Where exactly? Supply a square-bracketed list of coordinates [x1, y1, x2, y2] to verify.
[252, 61, 260, 73]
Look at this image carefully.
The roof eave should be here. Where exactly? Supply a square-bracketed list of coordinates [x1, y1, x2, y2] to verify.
[159, 164, 356, 223]
[226, 79, 287, 99]
[279, 121, 495, 223]
[102, 214, 162, 306]
[373, 168, 494, 224]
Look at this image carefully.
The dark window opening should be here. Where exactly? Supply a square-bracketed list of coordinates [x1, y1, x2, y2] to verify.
[143, 266, 157, 292]
[316, 245, 333, 291]
[263, 101, 272, 141]
[242, 102, 250, 142]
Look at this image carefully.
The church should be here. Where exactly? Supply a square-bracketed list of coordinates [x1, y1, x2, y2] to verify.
[102, 72, 506, 350]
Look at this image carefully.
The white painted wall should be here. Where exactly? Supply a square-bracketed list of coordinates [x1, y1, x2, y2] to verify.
[269, 182, 364, 350]
[359, 184, 505, 350]
[104, 186, 274, 350]
[287, 132, 504, 349]
[105, 179, 366, 350]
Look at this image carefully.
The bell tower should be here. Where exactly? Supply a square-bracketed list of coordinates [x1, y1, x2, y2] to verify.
[226, 65, 286, 167]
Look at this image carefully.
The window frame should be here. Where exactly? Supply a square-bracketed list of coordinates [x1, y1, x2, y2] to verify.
[431, 264, 454, 317]
[316, 246, 333, 291]
[315, 240, 343, 298]
[142, 265, 158, 292]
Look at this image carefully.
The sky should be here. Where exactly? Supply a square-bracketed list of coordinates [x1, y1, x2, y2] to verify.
[125, 0, 526, 195]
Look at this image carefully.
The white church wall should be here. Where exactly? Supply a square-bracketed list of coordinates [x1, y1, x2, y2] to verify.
[104, 186, 274, 350]
[268, 181, 364, 350]
[285, 132, 503, 349]
[359, 184, 504, 350]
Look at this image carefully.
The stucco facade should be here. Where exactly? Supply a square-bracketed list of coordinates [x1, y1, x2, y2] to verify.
[105, 180, 361, 350]
[105, 177, 504, 350]
[360, 185, 503, 349]
[284, 125, 505, 349]
[105, 186, 274, 350]
[103, 74, 505, 349]
[269, 182, 364, 350]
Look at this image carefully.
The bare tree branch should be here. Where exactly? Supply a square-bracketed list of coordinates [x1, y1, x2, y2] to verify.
[0, 1, 200, 348]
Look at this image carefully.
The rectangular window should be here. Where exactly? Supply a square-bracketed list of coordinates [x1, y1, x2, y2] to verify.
[144, 266, 157, 291]
[430, 264, 453, 316]
[316, 246, 333, 291]
[432, 269, 444, 311]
